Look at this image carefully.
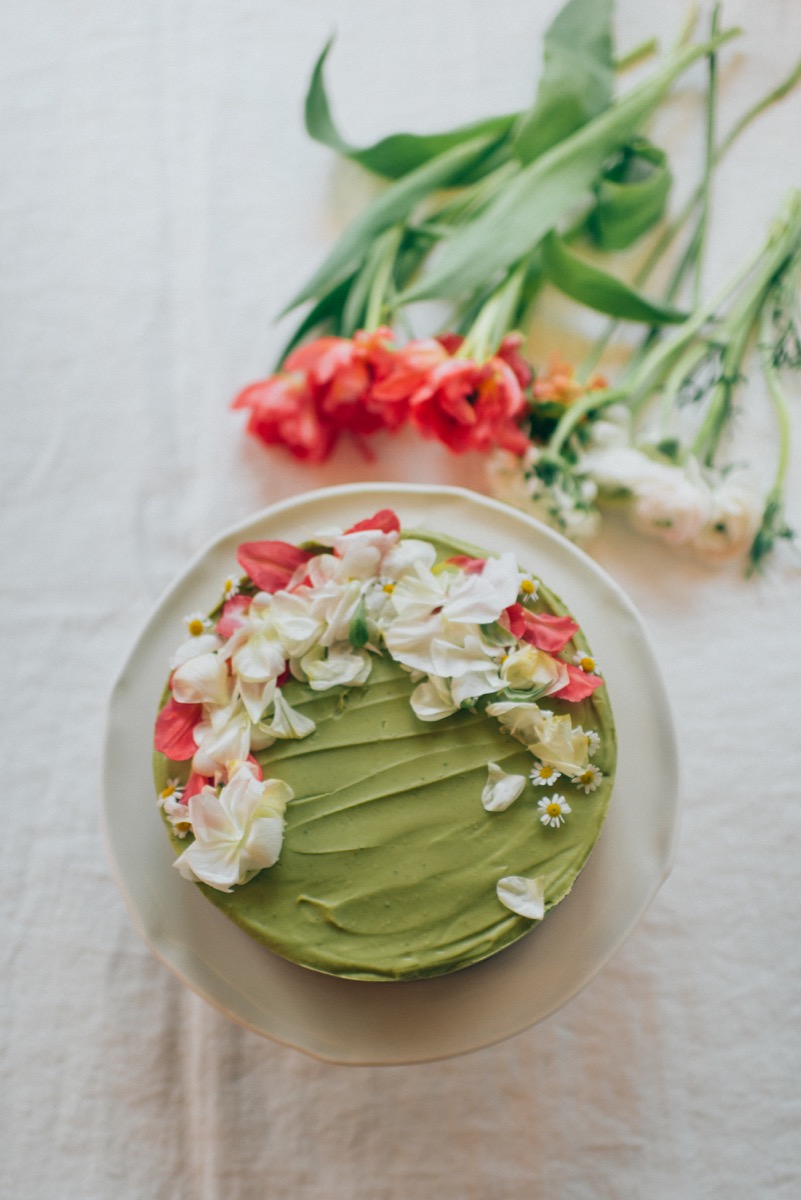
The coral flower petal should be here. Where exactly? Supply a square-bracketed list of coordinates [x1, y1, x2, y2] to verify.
[154, 697, 203, 760]
[552, 662, 604, 702]
[236, 541, 314, 593]
[502, 604, 579, 653]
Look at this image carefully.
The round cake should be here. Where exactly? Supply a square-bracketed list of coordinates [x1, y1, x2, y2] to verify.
[153, 508, 616, 980]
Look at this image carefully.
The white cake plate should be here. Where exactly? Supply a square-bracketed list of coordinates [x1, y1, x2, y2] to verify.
[101, 483, 679, 1065]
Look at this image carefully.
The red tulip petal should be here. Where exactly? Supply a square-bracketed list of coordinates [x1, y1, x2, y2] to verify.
[502, 604, 579, 653]
[183, 770, 211, 800]
[345, 509, 401, 535]
[237, 541, 314, 592]
[552, 663, 604, 702]
[154, 697, 202, 760]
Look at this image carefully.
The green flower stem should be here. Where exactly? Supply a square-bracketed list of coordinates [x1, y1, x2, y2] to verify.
[459, 264, 526, 361]
[578, 53, 801, 381]
[692, 3, 720, 309]
[362, 225, 404, 331]
[758, 304, 792, 511]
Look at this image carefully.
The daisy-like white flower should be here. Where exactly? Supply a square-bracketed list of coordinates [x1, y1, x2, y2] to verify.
[586, 730, 601, 756]
[221, 574, 240, 600]
[573, 649, 599, 674]
[538, 793, 571, 828]
[158, 780, 192, 837]
[184, 611, 213, 638]
[574, 764, 603, 794]
[530, 761, 562, 786]
[517, 572, 538, 600]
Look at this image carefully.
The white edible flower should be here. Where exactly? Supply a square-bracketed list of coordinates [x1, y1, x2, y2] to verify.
[530, 761, 562, 787]
[572, 649, 599, 674]
[496, 874, 547, 920]
[485, 700, 548, 746]
[441, 552, 520, 624]
[409, 676, 458, 722]
[184, 612, 213, 638]
[158, 780, 192, 837]
[260, 690, 316, 740]
[297, 643, 372, 691]
[171, 651, 232, 708]
[481, 763, 527, 812]
[191, 701, 252, 777]
[386, 560, 451, 621]
[331, 528, 399, 579]
[221, 575, 240, 600]
[528, 713, 589, 777]
[537, 794, 571, 828]
[585, 729, 601, 757]
[173, 763, 292, 892]
[501, 644, 569, 696]
[574, 764, 603, 794]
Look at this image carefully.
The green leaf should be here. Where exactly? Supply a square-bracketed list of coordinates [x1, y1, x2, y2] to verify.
[304, 39, 517, 180]
[283, 133, 500, 312]
[348, 597, 370, 649]
[587, 138, 672, 249]
[402, 30, 737, 304]
[513, 0, 615, 164]
[540, 231, 687, 323]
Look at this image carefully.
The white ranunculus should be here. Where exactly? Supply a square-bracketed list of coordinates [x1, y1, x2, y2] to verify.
[481, 763, 527, 812]
[629, 459, 712, 546]
[496, 874, 547, 920]
[173, 763, 292, 892]
[692, 472, 762, 562]
[171, 651, 231, 708]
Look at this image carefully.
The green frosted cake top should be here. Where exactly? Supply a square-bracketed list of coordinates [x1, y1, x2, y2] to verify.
[153, 510, 615, 980]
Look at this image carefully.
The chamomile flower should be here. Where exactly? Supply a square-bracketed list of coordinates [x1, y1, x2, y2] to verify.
[586, 730, 601, 756]
[518, 571, 538, 600]
[158, 780, 192, 837]
[530, 761, 562, 786]
[574, 764, 603, 794]
[538, 794, 571, 828]
[221, 574, 241, 600]
[184, 611, 213, 638]
[573, 649, 599, 674]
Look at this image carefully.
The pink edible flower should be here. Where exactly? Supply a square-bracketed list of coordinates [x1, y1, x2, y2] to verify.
[154, 697, 203, 761]
[236, 540, 314, 593]
[551, 662, 604, 702]
[501, 604, 579, 654]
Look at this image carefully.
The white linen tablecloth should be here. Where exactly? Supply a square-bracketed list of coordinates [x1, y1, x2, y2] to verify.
[3, 1, 800, 1196]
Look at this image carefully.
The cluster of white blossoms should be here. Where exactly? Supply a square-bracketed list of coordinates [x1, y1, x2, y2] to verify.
[157, 516, 603, 894]
[488, 408, 764, 563]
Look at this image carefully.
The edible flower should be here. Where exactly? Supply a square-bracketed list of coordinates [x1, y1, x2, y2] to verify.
[173, 762, 293, 892]
[537, 794, 571, 828]
[481, 763, 527, 812]
[496, 874, 547, 920]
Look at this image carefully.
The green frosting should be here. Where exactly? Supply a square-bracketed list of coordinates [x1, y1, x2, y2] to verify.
[154, 531, 616, 981]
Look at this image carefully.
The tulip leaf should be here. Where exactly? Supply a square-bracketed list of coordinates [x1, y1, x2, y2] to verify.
[587, 138, 672, 249]
[402, 31, 736, 303]
[304, 39, 517, 180]
[513, 0, 615, 165]
[540, 232, 687, 323]
[283, 133, 500, 312]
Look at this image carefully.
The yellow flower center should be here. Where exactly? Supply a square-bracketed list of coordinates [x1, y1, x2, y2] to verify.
[382, 583, 395, 594]
[160, 784, 177, 799]
[580, 771, 593, 785]
[520, 579, 535, 595]
[580, 656, 595, 672]
[188, 618, 205, 637]
[546, 802, 562, 818]
[540, 765, 554, 778]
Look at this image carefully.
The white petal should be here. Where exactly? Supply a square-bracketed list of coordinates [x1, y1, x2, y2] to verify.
[442, 553, 520, 623]
[171, 652, 231, 707]
[169, 633, 221, 669]
[481, 763, 526, 812]
[262, 691, 316, 739]
[409, 677, 458, 721]
[496, 875, 547, 920]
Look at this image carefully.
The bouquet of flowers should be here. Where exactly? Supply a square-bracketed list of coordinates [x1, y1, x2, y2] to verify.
[231, 0, 801, 572]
